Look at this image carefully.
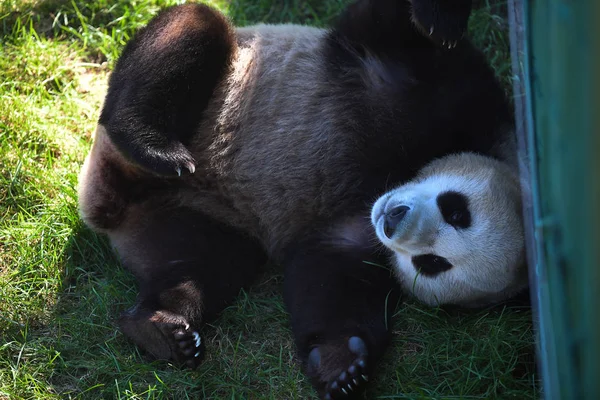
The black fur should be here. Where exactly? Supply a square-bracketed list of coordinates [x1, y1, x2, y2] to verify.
[412, 254, 454, 277]
[99, 3, 234, 176]
[81, 1, 515, 399]
[118, 204, 267, 368]
[437, 191, 472, 229]
[283, 235, 399, 398]
[324, 14, 513, 194]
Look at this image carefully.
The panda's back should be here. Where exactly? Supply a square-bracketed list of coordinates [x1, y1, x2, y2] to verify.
[186, 24, 368, 255]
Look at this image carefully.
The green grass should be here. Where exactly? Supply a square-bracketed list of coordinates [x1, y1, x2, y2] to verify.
[0, 0, 538, 398]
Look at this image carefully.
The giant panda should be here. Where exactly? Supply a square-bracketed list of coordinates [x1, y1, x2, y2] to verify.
[77, 0, 524, 398]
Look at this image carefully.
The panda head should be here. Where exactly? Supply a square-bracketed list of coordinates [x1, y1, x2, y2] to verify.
[370, 152, 528, 308]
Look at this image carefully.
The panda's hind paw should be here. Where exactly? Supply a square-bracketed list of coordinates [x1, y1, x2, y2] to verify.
[324, 355, 369, 399]
[409, 0, 471, 47]
[307, 336, 370, 399]
[118, 135, 197, 177]
[145, 141, 196, 177]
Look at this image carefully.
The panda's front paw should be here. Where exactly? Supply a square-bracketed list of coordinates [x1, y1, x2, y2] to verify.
[118, 307, 204, 369]
[409, 0, 472, 49]
[307, 336, 370, 399]
[173, 326, 205, 369]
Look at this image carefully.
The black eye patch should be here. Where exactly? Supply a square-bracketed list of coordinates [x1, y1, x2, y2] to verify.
[412, 254, 453, 277]
[437, 191, 471, 229]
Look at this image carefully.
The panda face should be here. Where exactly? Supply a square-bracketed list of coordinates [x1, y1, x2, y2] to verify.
[370, 153, 528, 307]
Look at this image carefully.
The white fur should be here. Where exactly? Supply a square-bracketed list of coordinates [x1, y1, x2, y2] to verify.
[371, 152, 528, 307]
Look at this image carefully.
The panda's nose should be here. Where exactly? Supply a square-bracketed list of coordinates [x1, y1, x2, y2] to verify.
[383, 205, 410, 238]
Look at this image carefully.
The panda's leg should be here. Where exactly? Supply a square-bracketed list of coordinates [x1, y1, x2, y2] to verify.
[113, 205, 267, 369]
[334, 0, 472, 49]
[99, 3, 234, 176]
[282, 237, 400, 399]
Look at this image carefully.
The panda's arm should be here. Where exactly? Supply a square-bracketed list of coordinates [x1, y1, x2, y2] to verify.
[98, 3, 234, 176]
[332, 0, 472, 52]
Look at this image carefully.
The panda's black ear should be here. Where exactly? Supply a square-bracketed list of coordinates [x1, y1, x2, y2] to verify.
[98, 3, 234, 176]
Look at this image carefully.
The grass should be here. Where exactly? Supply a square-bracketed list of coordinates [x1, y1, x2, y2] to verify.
[0, 0, 538, 398]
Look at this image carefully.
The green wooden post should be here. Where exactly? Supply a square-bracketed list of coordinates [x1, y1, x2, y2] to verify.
[508, 0, 599, 398]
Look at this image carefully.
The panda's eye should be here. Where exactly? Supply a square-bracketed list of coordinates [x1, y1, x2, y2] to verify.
[437, 191, 471, 229]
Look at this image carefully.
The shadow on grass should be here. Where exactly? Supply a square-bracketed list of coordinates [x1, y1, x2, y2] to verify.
[33, 221, 316, 399]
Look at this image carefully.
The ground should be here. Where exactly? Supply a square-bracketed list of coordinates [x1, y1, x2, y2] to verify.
[0, 0, 537, 398]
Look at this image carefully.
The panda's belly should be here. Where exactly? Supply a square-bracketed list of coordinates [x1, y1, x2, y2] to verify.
[188, 24, 367, 254]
